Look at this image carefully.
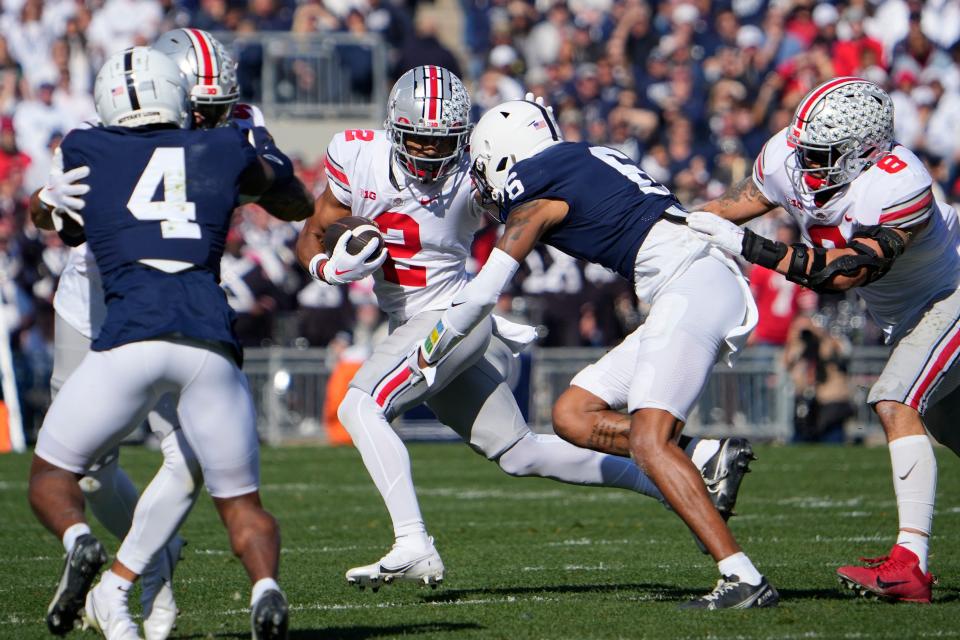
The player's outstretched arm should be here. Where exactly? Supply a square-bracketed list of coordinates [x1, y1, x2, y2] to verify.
[700, 176, 777, 224]
[418, 198, 566, 368]
[256, 174, 313, 221]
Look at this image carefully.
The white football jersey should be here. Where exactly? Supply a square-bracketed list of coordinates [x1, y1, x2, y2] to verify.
[754, 127, 960, 341]
[324, 129, 482, 321]
[53, 104, 268, 339]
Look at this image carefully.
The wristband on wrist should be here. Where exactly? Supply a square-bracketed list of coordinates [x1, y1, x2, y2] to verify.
[308, 253, 329, 282]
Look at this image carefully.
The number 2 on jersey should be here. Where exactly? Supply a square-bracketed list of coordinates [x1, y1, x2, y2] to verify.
[375, 212, 427, 287]
[127, 147, 200, 239]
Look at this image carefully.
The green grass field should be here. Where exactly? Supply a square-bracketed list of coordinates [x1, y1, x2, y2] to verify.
[1, 443, 958, 639]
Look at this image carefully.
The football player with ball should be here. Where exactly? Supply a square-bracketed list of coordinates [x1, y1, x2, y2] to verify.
[297, 66, 754, 591]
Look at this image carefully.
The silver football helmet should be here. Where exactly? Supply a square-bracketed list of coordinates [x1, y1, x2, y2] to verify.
[470, 99, 561, 218]
[386, 66, 472, 183]
[93, 47, 191, 128]
[786, 77, 894, 194]
[154, 28, 239, 127]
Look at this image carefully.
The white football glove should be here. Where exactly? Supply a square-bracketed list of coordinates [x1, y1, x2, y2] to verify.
[685, 211, 746, 256]
[39, 165, 90, 214]
[524, 92, 554, 114]
[314, 230, 388, 285]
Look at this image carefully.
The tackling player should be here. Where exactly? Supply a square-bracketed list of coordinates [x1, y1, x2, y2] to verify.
[413, 99, 777, 609]
[689, 77, 957, 603]
[29, 29, 300, 640]
[297, 66, 750, 590]
[29, 47, 309, 639]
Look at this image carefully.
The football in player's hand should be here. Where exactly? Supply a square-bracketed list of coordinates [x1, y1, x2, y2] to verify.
[324, 216, 385, 261]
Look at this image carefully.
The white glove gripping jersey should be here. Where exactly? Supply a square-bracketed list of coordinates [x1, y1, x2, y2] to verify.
[53, 105, 268, 339]
[323, 129, 482, 321]
[753, 127, 960, 342]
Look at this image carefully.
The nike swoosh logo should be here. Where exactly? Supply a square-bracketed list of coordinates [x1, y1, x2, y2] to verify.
[451, 301, 466, 307]
[898, 461, 918, 481]
[335, 268, 351, 275]
[876, 578, 909, 589]
[844, 215, 854, 222]
[379, 560, 420, 574]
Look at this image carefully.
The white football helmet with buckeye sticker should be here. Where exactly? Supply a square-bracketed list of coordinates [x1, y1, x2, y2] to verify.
[786, 76, 894, 194]
[386, 65, 472, 183]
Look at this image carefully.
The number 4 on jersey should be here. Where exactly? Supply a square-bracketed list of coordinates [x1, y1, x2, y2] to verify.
[127, 147, 201, 239]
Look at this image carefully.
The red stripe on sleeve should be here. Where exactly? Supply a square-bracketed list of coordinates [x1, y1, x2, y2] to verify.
[324, 154, 350, 186]
[879, 192, 933, 224]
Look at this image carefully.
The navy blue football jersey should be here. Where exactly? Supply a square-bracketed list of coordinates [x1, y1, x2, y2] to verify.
[59, 125, 259, 362]
[503, 142, 684, 280]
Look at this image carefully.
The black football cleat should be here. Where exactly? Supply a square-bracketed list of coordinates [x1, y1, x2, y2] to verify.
[47, 533, 107, 635]
[680, 574, 779, 610]
[691, 437, 756, 554]
[251, 589, 289, 640]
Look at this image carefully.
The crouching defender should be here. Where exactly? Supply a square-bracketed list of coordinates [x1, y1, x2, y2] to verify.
[415, 100, 777, 609]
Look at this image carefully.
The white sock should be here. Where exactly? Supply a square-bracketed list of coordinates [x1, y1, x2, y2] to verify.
[338, 389, 427, 542]
[395, 521, 430, 551]
[250, 577, 280, 606]
[717, 552, 763, 586]
[62, 522, 91, 554]
[99, 570, 134, 600]
[896, 531, 930, 573]
[497, 432, 664, 500]
[889, 434, 936, 573]
[686, 438, 721, 471]
[80, 458, 139, 541]
[116, 431, 202, 574]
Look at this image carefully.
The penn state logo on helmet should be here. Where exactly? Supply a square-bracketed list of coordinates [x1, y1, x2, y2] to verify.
[154, 28, 239, 127]
[470, 99, 561, 221]
[93, 46, 191, 128]
[786, 77, 894, 194]
[386, 66, 472, 183]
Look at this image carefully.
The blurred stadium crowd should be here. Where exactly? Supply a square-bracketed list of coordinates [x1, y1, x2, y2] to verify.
[0, 0, 959, 434]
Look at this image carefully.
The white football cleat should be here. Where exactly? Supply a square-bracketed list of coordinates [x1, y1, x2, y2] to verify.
[141, 537, 184, 640]
[83, 583, 143, 640]
[346, 537, 445, 591]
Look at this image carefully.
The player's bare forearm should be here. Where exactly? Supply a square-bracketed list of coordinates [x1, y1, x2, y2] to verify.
[295, 186, 350, 268]
[495, 198, 568, 262]
[29, 189, 55, 230]
[257, 176, 313, 222]
[700, 177, 776, 223]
